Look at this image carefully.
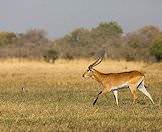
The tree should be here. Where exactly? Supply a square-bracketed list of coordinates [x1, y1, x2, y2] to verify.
[0, 32, 17, 46]
[91, 21, 123, 38]
[19, 29, 48, 44]
[151, 33, 162, 61]
[123, 26, 161, 61]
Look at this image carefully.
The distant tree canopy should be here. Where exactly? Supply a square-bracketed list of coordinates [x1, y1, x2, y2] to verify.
[54, 21, 123, 59]
[151, 33, 162, 61]
[0, 32, 17, 46]
[91, 21, 123, 37]
[123, 25, 161, 61]
[0, 21, 162, 62]
[0, 29, 52, 59]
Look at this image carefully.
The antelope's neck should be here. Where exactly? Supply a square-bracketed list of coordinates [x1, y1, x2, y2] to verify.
[92, 69, 104, 83]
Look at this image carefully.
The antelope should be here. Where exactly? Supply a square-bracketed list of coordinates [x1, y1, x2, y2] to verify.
[82, 56, 154, 106]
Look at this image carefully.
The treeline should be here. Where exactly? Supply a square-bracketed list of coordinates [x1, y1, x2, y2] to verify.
[0, 21, 162, 62]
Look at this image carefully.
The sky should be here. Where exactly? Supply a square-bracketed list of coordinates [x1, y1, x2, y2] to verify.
[0, 0, 162, 38]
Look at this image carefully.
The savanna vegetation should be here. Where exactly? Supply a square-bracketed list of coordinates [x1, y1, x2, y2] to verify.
[0, 21, 162, 62]
[0, 21, 161, 131]
[0, 59, 161, 131]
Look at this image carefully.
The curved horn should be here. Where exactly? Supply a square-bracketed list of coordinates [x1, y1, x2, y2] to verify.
[88, 57, 101, 69]
[88, 51, 105, 69]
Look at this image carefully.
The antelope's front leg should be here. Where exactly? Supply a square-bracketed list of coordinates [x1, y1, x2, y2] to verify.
[93, 90, 108, 106]
[93, 91, 102, 106]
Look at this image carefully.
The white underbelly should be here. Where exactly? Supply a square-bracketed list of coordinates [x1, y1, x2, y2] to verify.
[110, 83, 129, 91]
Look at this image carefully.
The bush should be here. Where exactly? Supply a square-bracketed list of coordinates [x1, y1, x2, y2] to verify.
[0, 32, 17, 46]
[43, 49, 59, 63]
[151, 42, 162, 62]
[150, 33, 162, 62]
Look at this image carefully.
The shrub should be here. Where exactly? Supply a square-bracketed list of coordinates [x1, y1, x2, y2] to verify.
[151, 41, 162, 62]
[43, 49, 59, 63]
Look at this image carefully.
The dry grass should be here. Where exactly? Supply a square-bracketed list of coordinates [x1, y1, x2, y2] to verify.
[0, 59, 161, 131]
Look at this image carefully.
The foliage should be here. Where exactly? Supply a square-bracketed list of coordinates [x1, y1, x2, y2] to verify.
[0, 22, 162, 62]
[0, 32, 17, 46]
[43, 49, 59, 63]
[54, 21, 123, 59]
[151, 33, 162, 61]
[18, 29, 48, 43]
[0, 29, 52, 58]
[123, 26, 161, 61]
[91, 21, 123, 38]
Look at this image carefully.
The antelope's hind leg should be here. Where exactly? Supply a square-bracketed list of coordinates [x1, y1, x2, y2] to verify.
[129, 86, 138, 104]
[137, 81, 154, 104]
[112, 90, 119, 106]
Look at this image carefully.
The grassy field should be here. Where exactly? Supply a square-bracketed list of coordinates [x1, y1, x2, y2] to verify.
[0, 59, 161, 131]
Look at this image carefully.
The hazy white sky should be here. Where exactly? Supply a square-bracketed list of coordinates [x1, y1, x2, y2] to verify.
[0, 0, 162, 38]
